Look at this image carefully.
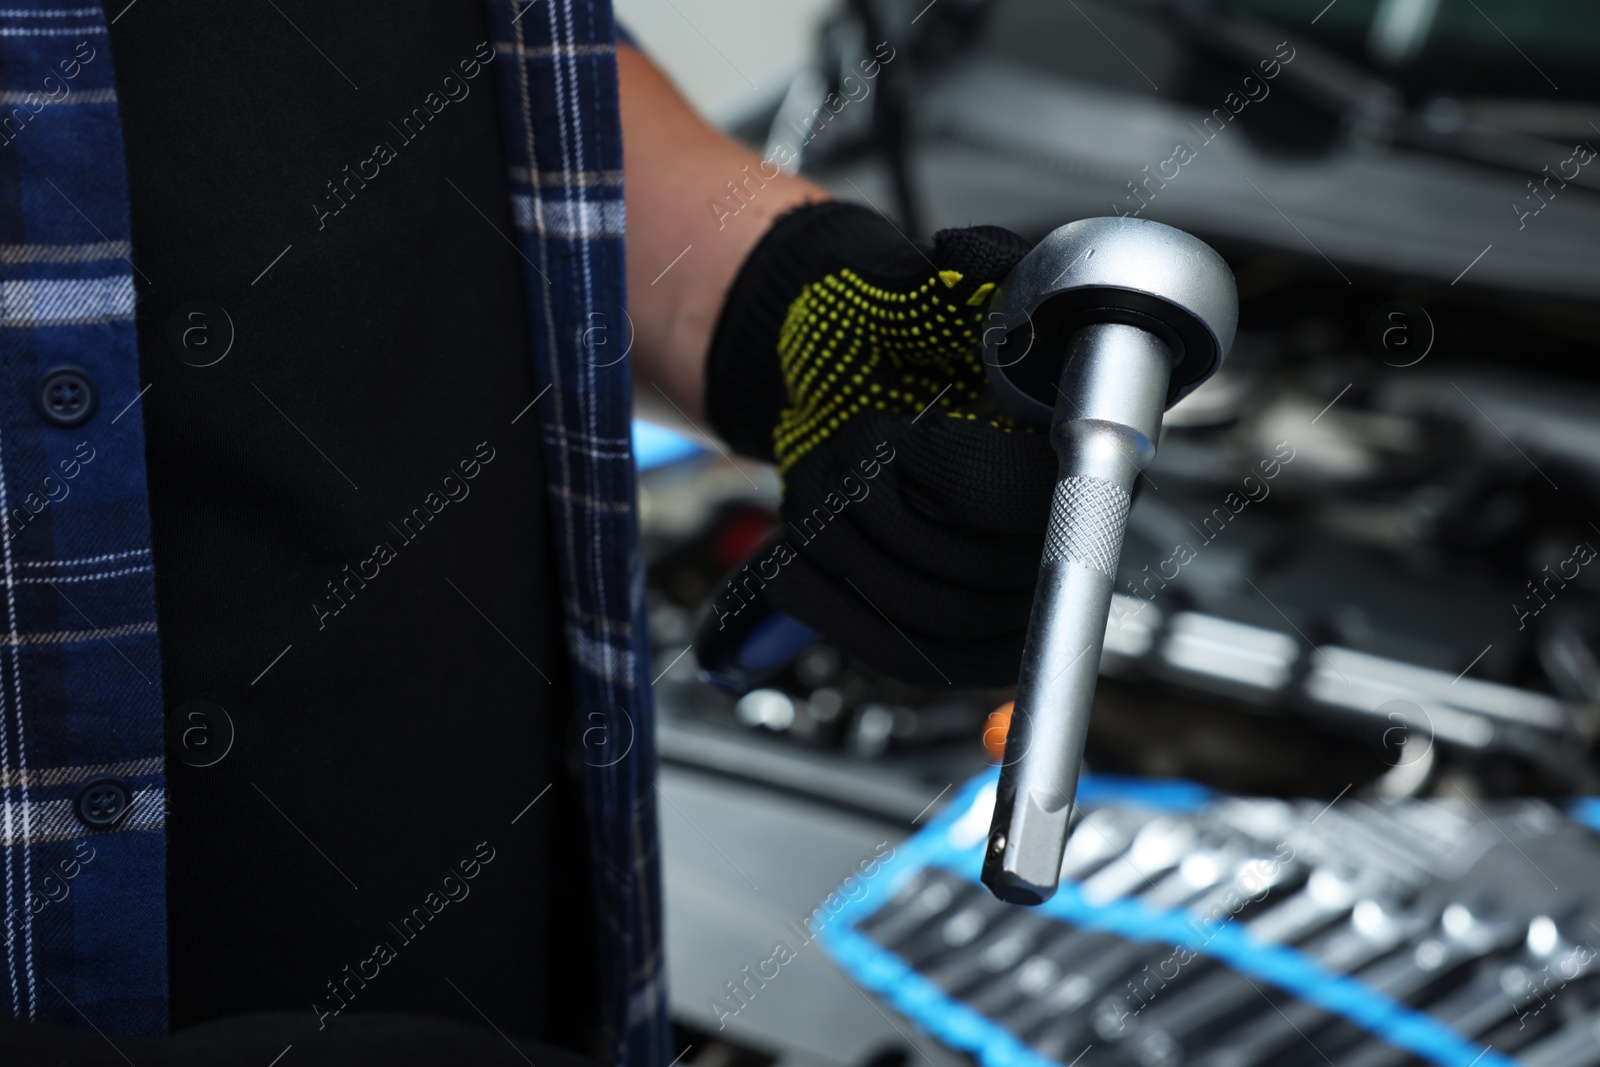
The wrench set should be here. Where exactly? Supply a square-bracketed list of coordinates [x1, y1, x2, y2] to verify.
[828, 778, 1600, 1067]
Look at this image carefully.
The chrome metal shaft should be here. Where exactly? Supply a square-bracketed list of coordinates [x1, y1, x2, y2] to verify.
[981, 321, 1178, 904]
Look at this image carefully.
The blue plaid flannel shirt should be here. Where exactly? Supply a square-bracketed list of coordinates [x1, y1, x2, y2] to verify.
[0, 3, 667, 1065]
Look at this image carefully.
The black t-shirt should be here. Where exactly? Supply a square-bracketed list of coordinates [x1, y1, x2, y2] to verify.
[108, 0, 595, 1049]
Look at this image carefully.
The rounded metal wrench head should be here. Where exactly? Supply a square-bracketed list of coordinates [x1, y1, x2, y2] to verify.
[982, 215, 1238, 426]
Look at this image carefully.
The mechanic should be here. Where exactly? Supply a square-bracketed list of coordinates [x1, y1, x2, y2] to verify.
[0, 2, 1055, 1064]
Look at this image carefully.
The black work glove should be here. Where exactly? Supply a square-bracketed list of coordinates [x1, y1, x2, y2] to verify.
[706, 201, 1056, 687]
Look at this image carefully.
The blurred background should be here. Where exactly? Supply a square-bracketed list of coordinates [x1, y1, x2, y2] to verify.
[618, 3, 1600, 1066]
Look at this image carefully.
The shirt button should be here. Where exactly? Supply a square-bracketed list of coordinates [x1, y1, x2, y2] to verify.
[37, 367, 97, 427]
[75, 776, 131, 829]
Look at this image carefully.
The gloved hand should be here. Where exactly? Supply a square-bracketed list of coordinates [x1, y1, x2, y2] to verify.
[705, 201, 1056, 687]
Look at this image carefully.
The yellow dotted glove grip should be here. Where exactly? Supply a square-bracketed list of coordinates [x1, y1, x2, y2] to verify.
[773, 267, 1012, 475]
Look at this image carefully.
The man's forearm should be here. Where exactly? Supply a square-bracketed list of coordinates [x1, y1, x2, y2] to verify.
[618, 44, 827, 421]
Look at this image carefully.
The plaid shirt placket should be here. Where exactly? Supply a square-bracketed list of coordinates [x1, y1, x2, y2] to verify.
[0, 2, 170, 1038]
[483, 4, 668, 1067]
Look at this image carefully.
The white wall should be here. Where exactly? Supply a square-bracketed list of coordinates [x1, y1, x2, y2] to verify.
[613, 0, 836, 127]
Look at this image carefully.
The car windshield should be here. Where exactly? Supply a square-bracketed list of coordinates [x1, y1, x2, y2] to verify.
[1229, 0, 1598, 102]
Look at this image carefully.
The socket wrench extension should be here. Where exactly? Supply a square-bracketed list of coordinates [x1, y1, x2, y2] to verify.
[980, 217, 1237, 905]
